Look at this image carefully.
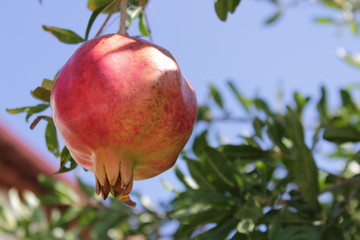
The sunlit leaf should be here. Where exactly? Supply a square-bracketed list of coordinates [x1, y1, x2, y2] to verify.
[293, 92, 310, 116]
[285, 108, 320, 209]
[314, 17, 335, 24]
[183, 156, 216, 191]
[203, 147, 236, 189]
[139, 13, 150, 36]
[337, 48, 360, 68]
[197, 105, 212, 122]
[45, 118, 60, 156]
[6, 104, 49, 122]
[227, 81, 252, 112]
[209, 84, 224, 109]
[88, 0, 115, 12]
[85, 1, 114, 40]
[195, 218, 239, 240]
[215, 0, 229, 21]
[31, 87, 51, 102]
[42, 25, 84, 44]
[317, 86, 329, 124]
[54, 146, 78, 173]
[265, 10, 282, 24]
[228, 0, 241, 13]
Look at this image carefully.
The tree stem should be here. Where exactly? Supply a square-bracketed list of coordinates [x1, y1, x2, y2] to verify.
[118, 0, 128, 35]
[280, 176, 360, 205]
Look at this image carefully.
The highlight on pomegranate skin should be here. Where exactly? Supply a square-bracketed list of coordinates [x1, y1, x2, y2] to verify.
[50, 34, 197, 206]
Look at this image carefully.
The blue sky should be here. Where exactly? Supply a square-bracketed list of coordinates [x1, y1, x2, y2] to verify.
[1, 0, 359, 206]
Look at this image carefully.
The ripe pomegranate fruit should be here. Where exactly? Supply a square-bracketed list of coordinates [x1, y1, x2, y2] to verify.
[50, 34, 197, 206]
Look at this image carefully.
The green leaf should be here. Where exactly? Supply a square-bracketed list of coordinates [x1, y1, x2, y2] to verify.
[265, 10, 282, 24]
[88, 0, 114, 12]
[76, 178, 94, 197]
[317, 86, 329, 124]
[45, 118, 60, 156]
[266, 119, 287, 152]
[270, 225, 322, 240]
[221, 144, 272, 161]
[337, 48, 360, 68]
[227, 81, 252, 112]
[209, 84, 224, 109]
[195, 218, 239, 240]
[127, 6, 142, 22]
[183, 156, 216, 191]
[215, 0, 229, 21]
[31, 87, 51, 102]
[55, 146, 78, 174]
[85, 1, 114, 40]
[294, 92, 310, 116]
[175, 190, 239, 209]
[236, 198, 262, 221]
[193, 130, 208, 157]
[38, 175, 80, 204]
[139, 13, 150, 36]
[340, 89, 357, 112]
[323, 126, 360, 143]
[196, 105, 212, 121]
[285, 109, 320, 209]
[320, 226, 344, 240]
[173, 206, 230, 225]
[174, 166, 196, 190]
[253, 117, 265, 138]
[42, 25, 84, 44]
[349, 20, 359, 35]
[203, 146, 236, 189]
[228, 0, 241, 13]
[214, 0, 241, 21]
[6, 104, 49, 122]
[172, 191, 238, 226]
[41, 79, 54, 91]
[314, 17, 335, 24]
[254, 98, 272, 116]
[268, 213, 282, 238]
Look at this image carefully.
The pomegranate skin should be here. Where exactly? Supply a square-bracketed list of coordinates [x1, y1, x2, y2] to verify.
[50, 34, 197, 203]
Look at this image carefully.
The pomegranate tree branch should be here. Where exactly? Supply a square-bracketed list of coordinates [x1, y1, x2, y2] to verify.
[118, 0, 128, 34]
[96, 0, 122, 37]
[280, 176, 360, 205]
[204, 116, 250, 123]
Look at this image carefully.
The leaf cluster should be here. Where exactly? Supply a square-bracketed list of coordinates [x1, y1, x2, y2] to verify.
[0, 176, 164, 240]
[169, 82, 360, 239]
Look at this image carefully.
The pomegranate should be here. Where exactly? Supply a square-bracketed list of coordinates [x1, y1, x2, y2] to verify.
[50, 34, 197, 206]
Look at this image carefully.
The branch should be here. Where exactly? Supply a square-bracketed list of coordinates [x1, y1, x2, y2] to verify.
[118, 0, 128, 34]
[280, 176, 360, 205]
[96, 0, 122, 37]
[203, 116, 250, 123]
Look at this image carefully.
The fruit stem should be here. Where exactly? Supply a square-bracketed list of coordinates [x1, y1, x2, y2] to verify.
[118, 0, 128, 35]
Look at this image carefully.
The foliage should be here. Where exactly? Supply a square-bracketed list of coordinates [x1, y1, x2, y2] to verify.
[171, 83, 360, 239]
[0, 176, 164, 240]
[4, 0, 360, 239]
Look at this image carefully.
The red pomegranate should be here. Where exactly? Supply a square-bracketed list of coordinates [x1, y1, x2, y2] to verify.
[50, 34, 197, 206]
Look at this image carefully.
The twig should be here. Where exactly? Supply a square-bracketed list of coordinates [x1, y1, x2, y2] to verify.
[95, 0, 122, 37]
[118, 0, 128, 34]
[204, 116, 250, 123]
[280, 176, 360, 205]
[30, 115, 51, 129]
